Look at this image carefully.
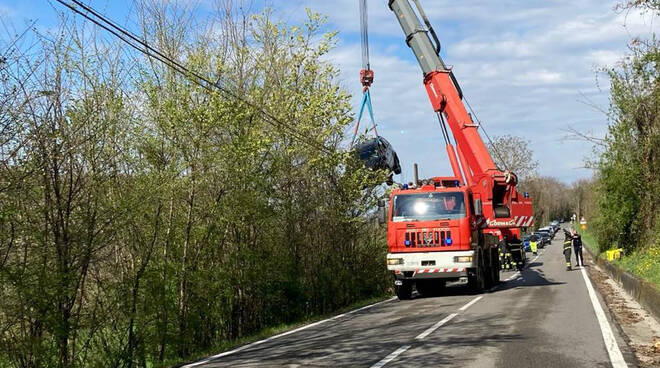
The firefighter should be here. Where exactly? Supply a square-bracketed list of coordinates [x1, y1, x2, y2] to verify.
[572, 228, 584, 267]
[562, 230, 572, 271]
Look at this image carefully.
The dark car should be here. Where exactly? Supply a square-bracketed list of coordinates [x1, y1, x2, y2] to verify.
[537, 229, 554, 240]
[355, 137, 402, 180]
[538, 228, 555, 240]
[533, 232, 551, 247]
[523, 235, 532, 251]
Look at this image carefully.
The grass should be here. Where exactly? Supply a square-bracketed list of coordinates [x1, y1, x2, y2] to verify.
[615, 246, 660, 291]
[577, 227, 660, 291]
[162, 294, 392, 368]
[577, 227, 600, 255]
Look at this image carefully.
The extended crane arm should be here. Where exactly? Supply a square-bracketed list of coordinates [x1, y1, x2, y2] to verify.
[388, 0, 498, 181]
[388, 0, 533, 227]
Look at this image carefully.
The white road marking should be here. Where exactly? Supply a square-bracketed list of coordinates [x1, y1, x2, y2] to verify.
[415, 313, 458, 340]
[505, 272, 520, 281]
[370, 247, 545, 367]
[580, 266, 627, 368]
[459, 295, 483, 311]
[370, 345, 412, 368]
[181, 297, 397, 367]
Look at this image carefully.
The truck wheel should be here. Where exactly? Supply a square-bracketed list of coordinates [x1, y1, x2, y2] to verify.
[468, 249, 486, 293]
[483, 250, 493, 289]
[395, 280, 413, 300]
[492, 249, 501, 284]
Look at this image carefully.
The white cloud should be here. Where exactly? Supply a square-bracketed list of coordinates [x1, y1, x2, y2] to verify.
[294, 0, 657, 184]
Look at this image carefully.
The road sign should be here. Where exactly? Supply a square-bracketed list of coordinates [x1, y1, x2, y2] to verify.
[580, 217, 587, 230]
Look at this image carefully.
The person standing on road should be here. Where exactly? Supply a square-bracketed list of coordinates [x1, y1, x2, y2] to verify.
[529, 234, 538, 256]
[563, 230, 573, 271]
[571, 229, 584, 267]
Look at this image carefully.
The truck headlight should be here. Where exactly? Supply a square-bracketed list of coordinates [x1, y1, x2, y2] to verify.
[454, 256, 473, 263]
[387, 258, 404, 265]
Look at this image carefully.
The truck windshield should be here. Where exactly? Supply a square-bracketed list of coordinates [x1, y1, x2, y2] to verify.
[391, 192, 466, 222]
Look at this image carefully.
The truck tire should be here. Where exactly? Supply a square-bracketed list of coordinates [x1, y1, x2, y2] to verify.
[483, 249, 493, 289]
[395, 280, 413, 300]
[468, 248, 486, 293]
[491, 248, 501, 285]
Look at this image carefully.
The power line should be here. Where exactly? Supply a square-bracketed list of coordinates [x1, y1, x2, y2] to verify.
[54, 0, 333, 154]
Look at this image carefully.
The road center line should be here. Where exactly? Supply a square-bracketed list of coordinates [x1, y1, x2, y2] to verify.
[370, 345, 412, 368]
[580, 266, 627, 367]
[182, 297, 396, 367]
[459, 295, 483, 311]
[415, 313, 458, 340]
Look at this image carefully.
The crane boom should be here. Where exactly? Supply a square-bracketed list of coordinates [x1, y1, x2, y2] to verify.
[388, 0, 533, 228]
[388, 0, 497, 180]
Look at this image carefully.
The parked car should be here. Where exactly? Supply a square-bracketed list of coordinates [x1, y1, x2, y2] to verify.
[538, 228, 554, 240]
[523, 235, 532, 251]
[550, 221, 560, 232]
[533, 232, 551, 247]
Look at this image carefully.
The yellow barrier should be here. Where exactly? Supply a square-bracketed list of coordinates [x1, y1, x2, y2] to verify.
[606, 248, 623, 261]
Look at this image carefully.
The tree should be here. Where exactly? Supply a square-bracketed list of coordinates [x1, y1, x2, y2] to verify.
[486, 134, 539, 181]
[0, 2, 390, 367]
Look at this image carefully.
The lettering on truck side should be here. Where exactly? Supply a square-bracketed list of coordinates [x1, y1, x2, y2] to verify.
[486, 218, 517, 227]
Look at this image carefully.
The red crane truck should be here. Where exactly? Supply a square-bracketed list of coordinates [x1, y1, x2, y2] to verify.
[382, 0, 534, 299]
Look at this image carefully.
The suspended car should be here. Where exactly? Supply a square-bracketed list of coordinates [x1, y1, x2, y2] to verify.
[355, 136, 402, 176]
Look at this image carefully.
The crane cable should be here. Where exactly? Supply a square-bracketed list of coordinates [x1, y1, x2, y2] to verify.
[350, 0, 379, 148]
[53, 0, 333, 155]
[463, 95, 508, 172]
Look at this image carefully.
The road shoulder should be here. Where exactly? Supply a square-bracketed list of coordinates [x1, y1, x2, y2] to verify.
[585, 251, 660, 367]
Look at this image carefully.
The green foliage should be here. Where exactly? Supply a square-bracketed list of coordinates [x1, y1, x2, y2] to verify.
[594, 38, 660, 253]
[615, 245, 660, 290]
[579, 228, 660, 291]
[0, 4, 390, 367]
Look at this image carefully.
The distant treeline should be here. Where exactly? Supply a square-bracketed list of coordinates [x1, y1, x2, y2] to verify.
[0, 3, 388, 367]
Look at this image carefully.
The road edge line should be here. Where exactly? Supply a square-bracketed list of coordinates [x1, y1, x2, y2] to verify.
[181, 296, 397, 367]
[580, 266, 627, 368]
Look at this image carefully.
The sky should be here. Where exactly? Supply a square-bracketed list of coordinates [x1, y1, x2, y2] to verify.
[1, 0, 658, 183]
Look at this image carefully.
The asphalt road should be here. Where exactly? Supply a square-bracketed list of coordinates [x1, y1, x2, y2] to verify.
[184, 232, 636, 368]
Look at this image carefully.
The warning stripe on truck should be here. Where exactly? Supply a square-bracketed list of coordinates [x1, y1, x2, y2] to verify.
[414, 268, 465, 276]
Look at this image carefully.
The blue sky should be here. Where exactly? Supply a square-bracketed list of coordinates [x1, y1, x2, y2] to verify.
[1, 0, 658, 183]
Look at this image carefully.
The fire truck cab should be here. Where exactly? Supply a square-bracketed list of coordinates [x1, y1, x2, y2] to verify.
[386, 177, 503, 299]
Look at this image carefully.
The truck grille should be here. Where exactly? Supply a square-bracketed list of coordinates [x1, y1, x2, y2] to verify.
[404, 229, 451, 248]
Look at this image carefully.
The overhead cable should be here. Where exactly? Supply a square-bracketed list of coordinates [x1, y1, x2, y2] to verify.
[54, 0, 333, 154]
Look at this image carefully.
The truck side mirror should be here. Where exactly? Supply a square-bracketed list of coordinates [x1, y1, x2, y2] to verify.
[377, 199, 387, 224]
[474, 199, 482, 216]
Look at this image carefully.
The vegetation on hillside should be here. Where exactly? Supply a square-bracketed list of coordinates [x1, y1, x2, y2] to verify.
[592, 2, 659, 254]
[0, 3, 389, 367]
[569, 0, 659, 289]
